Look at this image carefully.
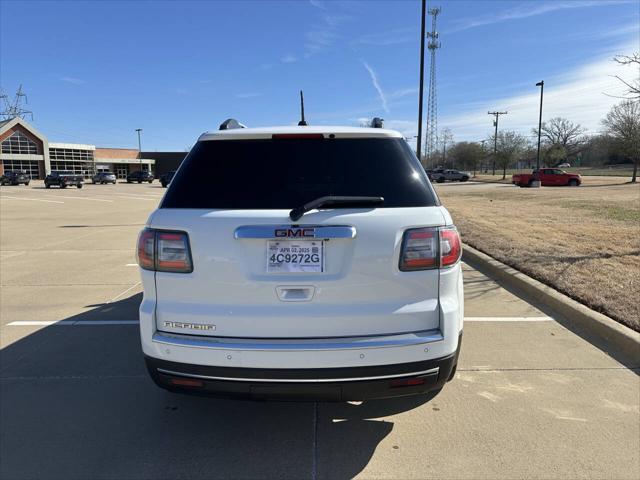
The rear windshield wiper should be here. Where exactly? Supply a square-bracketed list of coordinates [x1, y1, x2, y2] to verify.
[289, 196, 384, 221]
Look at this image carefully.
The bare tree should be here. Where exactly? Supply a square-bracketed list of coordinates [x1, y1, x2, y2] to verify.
[602, 100, 640, 183]
[439, 128, 454, 167]
[448, 142, 484, 176]
[492, 131, 528, 179]
[532, 117, 586, 157]
[612, 52, 640, 100]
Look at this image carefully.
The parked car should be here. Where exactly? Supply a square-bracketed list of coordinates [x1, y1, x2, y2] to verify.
[92, 171, 117, 184]
[0, 170, 30, 186]
[127, 170, 154, 183]
[512, 168, 581, 187]
[430, 169, 470, 183]
[160, 170, 176, 188]
[557, 162, 571, 168]
[44, 171, 84, 189]
[138, 123, 464, 401]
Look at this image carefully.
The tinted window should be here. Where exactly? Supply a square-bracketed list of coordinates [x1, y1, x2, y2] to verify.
[161, 138, 437, 209]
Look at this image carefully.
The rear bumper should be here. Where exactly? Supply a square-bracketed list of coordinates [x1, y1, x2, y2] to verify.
[145, 333, 461, 401]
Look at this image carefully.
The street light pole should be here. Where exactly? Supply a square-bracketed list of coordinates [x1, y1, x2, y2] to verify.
[416, 0, 426, 163]
[535, 81, 544, 171]
[135, 129, 142, 171]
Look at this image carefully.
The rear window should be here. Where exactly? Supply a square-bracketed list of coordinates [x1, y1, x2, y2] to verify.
[161, 138, 438, 209]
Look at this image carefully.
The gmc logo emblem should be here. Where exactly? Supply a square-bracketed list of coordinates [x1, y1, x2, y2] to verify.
[275, 228, 315, 238]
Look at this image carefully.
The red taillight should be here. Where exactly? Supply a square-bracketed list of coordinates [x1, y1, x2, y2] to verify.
[136, 229, 193, 273]
[137, 229, 155, 270]
[399, 227, 438, 271]
[440, 226, 462, 267]
[399, 226, 462, 271]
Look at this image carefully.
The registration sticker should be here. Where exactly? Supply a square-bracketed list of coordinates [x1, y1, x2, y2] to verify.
[267, 240, 324, 273]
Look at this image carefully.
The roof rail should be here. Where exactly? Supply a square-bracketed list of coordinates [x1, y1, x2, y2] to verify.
[371, 117, 384, 128]
[219, 118, 246, 130]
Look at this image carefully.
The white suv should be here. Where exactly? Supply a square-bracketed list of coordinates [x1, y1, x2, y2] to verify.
[137, 123, 463, 401]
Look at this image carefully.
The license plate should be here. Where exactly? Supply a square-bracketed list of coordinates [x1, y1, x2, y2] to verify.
[267, 240, 324, 273]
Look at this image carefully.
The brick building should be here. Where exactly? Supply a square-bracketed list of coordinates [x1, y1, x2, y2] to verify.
[0, 117, 156, 179]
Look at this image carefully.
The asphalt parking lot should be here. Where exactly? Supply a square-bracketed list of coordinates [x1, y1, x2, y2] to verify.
[1, 181, 638, 480]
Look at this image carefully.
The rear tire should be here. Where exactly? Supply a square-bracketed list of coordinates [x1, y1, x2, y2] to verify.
[77, 184, 83, 189]
[138, 180, 142, 183]
[45, 183, 50, 189]
[568, 179, 578, 187]
[61, 184, 67, 189]
[25, 181, 30, 186]
[527, 180, 534, 187]
[437, 177, 445, 183]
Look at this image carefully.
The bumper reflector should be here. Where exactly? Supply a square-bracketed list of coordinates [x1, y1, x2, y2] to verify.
[389, 377, 427, 388]
[169, 377, 204, 388]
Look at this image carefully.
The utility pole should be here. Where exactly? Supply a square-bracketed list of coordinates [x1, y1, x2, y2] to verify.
[135, 129, 143, 171]
[488, 111, 507, 175]
[416, 0, 426, 162]
[535, 80, 544, 171]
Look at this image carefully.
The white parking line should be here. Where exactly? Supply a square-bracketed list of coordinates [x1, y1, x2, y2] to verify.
[465, 316, 552, 322]
[6, 316, 554, 327]
[42, 195, 114, 203]
[1, 196, 64, 204]
[7, 320, 138, 326]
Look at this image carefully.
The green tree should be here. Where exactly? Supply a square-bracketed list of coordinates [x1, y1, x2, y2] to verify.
[602, 100, 640, 183]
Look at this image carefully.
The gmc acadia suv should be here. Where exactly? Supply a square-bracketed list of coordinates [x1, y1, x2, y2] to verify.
[137, 124, 464, 401]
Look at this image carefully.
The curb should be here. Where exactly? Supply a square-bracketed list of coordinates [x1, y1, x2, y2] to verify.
[462, 244, 640, 362]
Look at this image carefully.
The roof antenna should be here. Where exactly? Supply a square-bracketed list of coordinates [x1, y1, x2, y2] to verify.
[298, 90, 308, 126]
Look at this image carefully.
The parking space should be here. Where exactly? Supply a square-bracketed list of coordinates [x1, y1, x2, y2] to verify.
[1, 182, 638, 479]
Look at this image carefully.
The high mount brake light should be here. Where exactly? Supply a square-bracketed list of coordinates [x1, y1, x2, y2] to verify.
[136, 228, 193, 273]
[271, 133, 325, 139]
[399, 226, 462, 271]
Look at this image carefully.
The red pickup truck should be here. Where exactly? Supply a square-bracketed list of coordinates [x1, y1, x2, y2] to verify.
[512, 168, 582, 187]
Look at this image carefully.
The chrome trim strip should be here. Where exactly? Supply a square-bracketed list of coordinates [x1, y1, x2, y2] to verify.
[157, 367, 440, 383]
[234, 225, 356, 239]
[152, 329, 444, 351]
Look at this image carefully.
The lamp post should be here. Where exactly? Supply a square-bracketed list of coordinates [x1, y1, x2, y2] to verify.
[533, 81, 544, 188]
[135, 128, 143, 172]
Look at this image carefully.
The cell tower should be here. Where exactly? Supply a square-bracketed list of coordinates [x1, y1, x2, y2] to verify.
[0, 85, 33, 121]
[425, 7, 441, 161]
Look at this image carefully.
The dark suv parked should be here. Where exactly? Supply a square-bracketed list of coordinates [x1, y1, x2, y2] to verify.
[160, 170, 176, 188]
[0, 171, 30, 186]
[127, 170, 154, 183]
[44, 171, 84, 189]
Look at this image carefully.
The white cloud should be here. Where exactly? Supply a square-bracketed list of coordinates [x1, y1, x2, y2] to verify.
[448, 0, 636, 33]
[60, 76, 85, 85]
[280, 54, 298, 64]
[235, 92, 261, 99]
[362, 61, 389, 113]
[440, 40, 639, 141]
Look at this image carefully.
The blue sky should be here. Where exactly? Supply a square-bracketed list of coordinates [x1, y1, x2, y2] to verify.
[1, 0, 638, 151]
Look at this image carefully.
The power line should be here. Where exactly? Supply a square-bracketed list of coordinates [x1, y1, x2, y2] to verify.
[0, 84, 33, 121]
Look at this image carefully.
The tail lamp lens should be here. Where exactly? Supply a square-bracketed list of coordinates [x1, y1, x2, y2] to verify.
[157, 232, 193, 272]
[136, 228, 193, 273]
[137, 229, 155, 270]
[440, 226, 462, 267]
[399, 226, 462, 271]
[399, 228, 438, 271]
